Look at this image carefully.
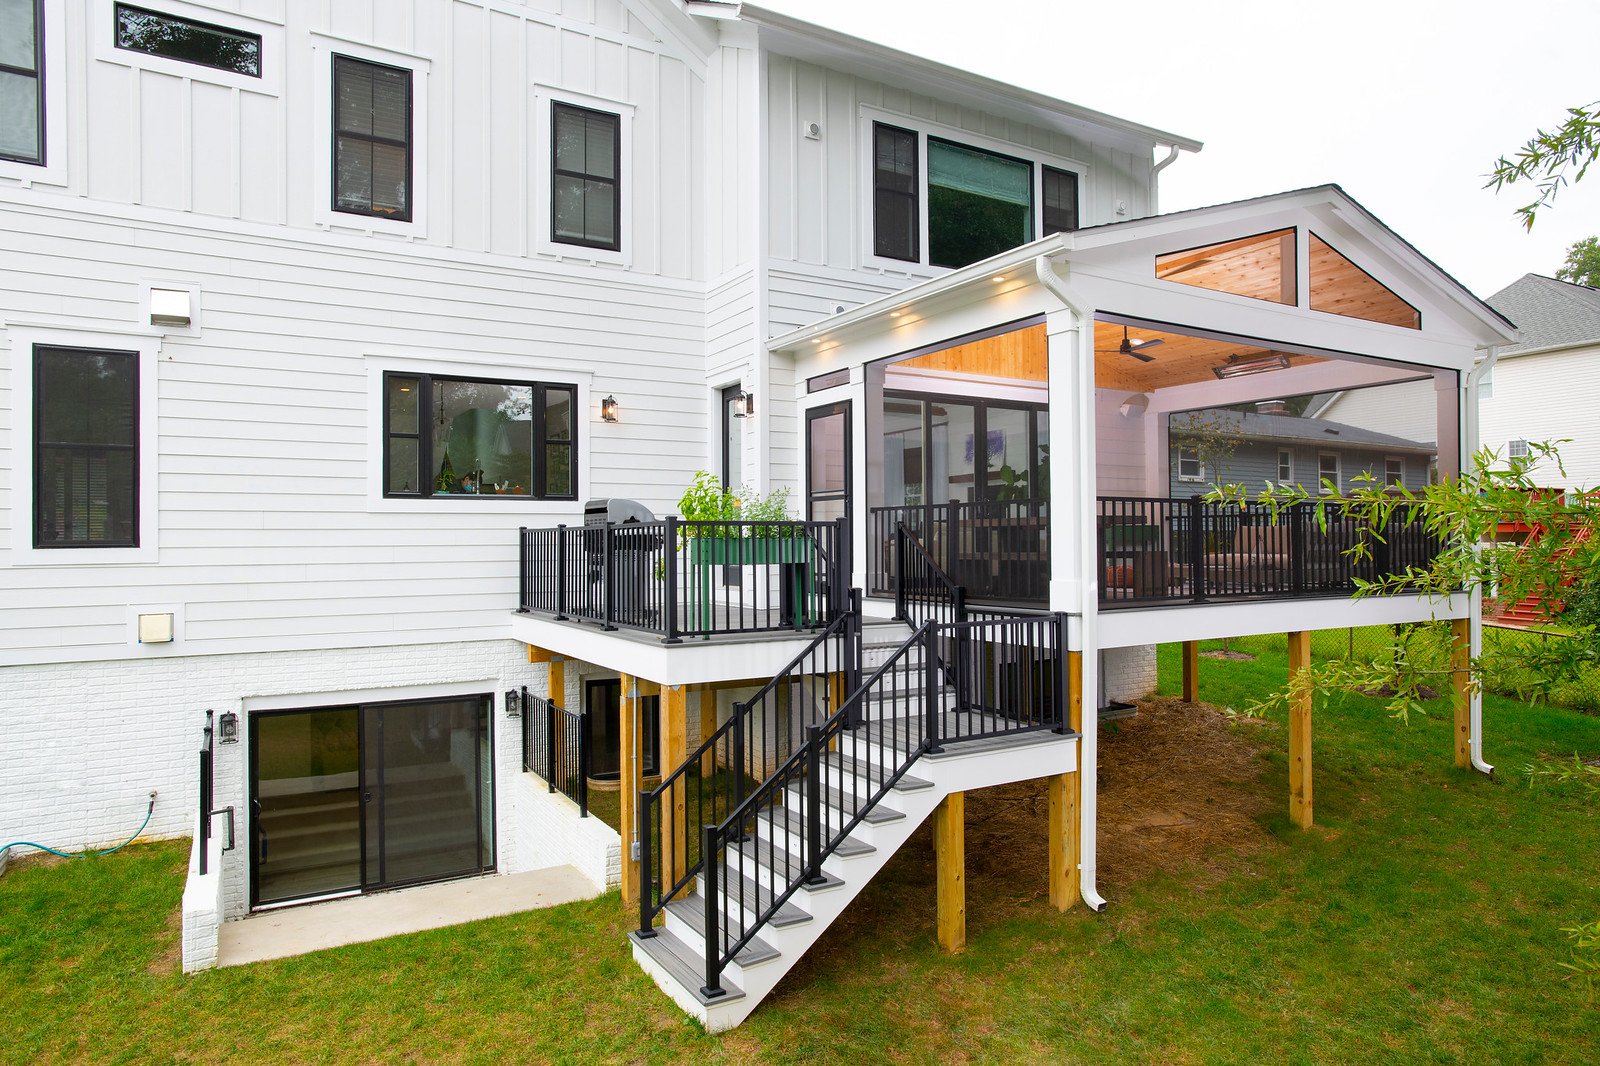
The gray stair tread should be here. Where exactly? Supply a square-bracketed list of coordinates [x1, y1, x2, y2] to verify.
[629, 930, 746, 1006]
[731, 838, 847, 893]
[823, 752, 932, 792]
[664, 896, 782, 968]
[814, 786, 904, 824]
[701, 868, 812, 928]
[754, 810, 875, 858]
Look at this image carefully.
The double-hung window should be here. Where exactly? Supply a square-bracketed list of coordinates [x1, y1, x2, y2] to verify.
[1384, 457, 1404, 487]
[1176, 445, 1204, 483]
[1041, 165, 1079, 235]
[34, 346, 139, 548]
[873, 123, 919, 262]
[383, 373, 577, 500]
[0, 0, 45, 165]
[552, 102, 621, 251]
[1318, 452, 1340, 493]
[333, 55, 412, 221]
[1277, 448, 1294, 485]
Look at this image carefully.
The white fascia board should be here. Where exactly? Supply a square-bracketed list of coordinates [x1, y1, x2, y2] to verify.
[736, 5, 1202, 155]
[1096, 593, 1470, 650]
[508, 614, 829, 687]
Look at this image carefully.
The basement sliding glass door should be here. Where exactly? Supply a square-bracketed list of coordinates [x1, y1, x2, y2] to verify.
[251, 694, 494, 908]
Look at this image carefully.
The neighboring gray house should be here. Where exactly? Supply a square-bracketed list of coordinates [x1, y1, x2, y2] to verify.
[1168, 407, 1435, 497]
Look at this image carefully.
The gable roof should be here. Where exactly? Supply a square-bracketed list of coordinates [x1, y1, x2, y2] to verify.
[1176, 410, 1435, 454]
[1486, 274, 1600, 356]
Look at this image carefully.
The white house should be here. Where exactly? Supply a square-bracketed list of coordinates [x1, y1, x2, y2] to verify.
[1319, 273, 1600, 488]
[1, 0, 1517, 1030]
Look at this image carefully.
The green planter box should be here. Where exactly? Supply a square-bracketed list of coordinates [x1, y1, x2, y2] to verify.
[688, 537, 810, 566]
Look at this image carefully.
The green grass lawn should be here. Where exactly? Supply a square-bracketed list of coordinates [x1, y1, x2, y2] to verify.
[4, 640, 1598, 1064]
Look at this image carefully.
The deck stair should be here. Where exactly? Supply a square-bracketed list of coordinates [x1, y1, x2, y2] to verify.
[630, 576, 1077, 1031]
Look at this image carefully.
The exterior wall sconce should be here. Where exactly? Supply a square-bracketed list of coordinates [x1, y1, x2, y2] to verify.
[149, 287, 193, 328]
[504, 688, 522, 718]
[217, 711, 239, 744]
[600, 395, 619, 423]
[733, 390, 754, 418]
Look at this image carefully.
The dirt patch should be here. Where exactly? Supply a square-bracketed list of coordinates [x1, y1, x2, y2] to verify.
[1202, 650, 1257, 662]
[1359, 684, 1440, 701]
[147, 902, 184, 977]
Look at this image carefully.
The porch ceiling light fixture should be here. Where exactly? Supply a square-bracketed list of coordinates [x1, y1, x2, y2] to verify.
[732, 390, 754, 418]
[600, 395, 620, 423]
[1213, 353, 1290, 379]
[1119, 393, 1149, 419]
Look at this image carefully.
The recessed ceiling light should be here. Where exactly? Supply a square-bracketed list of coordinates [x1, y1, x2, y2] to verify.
[991, 275, 1007, 282]
[890, 310, 903, 318]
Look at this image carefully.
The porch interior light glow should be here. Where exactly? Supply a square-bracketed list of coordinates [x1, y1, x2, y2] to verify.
[1212, 353, 1290, 379]
[600, 395, 619, 422]
[149, 287, 192, 328]
[732, 390, 754, 418]
[991, 275, 1007, 282]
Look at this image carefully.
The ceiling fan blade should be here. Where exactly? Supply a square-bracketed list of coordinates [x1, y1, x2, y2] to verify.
[1123, 349, 1156, 363]
[1127, 337, 1164, 351]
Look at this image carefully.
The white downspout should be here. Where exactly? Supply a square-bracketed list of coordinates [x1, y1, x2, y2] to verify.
[1462, 346, 1500, 776]
[1035, 254, 1108, 912]
[1150, 145, 1182, 216]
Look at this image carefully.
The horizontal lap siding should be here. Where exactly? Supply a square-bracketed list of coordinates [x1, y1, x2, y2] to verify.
[0, 203, 706, 667]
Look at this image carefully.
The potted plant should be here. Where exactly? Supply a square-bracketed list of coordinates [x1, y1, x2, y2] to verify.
[676, 471, 806, 565]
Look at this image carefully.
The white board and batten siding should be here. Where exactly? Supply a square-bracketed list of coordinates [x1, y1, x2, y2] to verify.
[0, 0, 727, 669]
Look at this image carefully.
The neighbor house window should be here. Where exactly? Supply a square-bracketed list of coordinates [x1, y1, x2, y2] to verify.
[552, 102, 621, 251]
[333, 55, 412, 221]
[1508, 438, 1529, 459]
[383, 373, 576, 500]
[1318, 452, 1340, 493]
[872, 122, 919, 262]
[927, 137, 1032, 269]
[1176, 445, 1204, 483]
[34, 346, 139, 547]
[114, 3, 262, 77]
[1385, 457, 1404, 487]
[1042, 166, 1079, 235]
[0, 0, 44, 165]
[1277, 448, 1294, 485]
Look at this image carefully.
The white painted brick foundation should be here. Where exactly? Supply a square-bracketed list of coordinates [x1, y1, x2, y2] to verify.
[1102, 645, 1158, 705]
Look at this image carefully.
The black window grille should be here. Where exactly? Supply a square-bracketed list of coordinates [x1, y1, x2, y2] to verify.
[333, 55, 412, 221]
[552, 102, 621, 251]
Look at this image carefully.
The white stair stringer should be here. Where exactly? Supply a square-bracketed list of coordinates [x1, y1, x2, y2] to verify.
[629, 725, 1078, 1032]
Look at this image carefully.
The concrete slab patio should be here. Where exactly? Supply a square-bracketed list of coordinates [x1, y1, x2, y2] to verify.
[218, 865, 596, 967]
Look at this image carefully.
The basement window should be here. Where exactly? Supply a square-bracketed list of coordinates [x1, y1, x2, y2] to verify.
[114, 4, 262, 78]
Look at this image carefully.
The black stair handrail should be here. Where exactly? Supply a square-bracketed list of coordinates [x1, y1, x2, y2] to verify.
[693, 609, 1073, 998]
[636, 596, 861, 936]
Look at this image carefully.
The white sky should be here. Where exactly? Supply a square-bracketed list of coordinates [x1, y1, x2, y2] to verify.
[756, 0, 1600, 298]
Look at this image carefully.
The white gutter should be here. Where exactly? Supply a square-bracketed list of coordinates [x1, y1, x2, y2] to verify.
[1150, 145, 1182, 216]
[1033, 254, 1108, 913]
[1461, 346, 1501, 776]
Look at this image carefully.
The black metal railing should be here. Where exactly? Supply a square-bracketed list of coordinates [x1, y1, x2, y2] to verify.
[670, 608, 1070, 998]
[636, 598, 862, 937]
[1097, 496, 1445, 608]
[521, 517, 849, 642]
[870, 499, 1050, 606]
[521, 687, 590, 817]
[198, 710, 214, 875]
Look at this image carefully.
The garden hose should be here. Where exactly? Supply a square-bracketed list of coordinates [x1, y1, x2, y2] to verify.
[1, 794, 156, 863]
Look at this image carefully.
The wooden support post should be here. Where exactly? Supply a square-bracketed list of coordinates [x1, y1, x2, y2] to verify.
[660, 684, 689, 889]
[619, 672, 639, 905]
[698, 685, 718, 776]
[1451, 617, 1471, 769]
[935, 791, 966, 952]
[1287, 631, 1313, 829]
[1181, 640, 1200, 703]
[526, 644, 553, 664]
[548, 656, 567, 784]
[547, 657, 566, 709]
[1049, 651, 1084, 911]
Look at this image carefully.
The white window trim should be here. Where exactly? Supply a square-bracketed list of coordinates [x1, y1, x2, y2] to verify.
[5, 323, 162, 566]
[1384, 455, 1404, 486]
[1277, 447, 1294, 485]
[0, 0, 69, 188]
[91, 0, 285, 96]
[362, 353, 593, 514]
[1318, 451, 1341, 494]
[531, 85, 636, 268]
[1175, 445, 1205, 483]
[1507, 438, 1529, 459]
[309, 32, 430, 239]
[857, 103, 1090, 275]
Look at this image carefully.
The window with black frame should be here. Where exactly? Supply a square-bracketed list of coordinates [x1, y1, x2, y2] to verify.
[873, 122, 919, 262]
[0, 0, 44, 165]
[384, 373, 576, 500]
[34, 346, 138, 548]
[1042, 165, 1079, 235]
[333, 55, 411, 221]
[114, 4, 262, 77]
[552, 102, 621, 251]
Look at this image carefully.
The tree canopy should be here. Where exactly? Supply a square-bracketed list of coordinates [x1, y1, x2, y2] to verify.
[1556, 235, 1600, 288]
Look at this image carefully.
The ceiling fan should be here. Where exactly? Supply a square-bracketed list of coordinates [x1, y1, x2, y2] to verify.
[1096, 326, 1164, 362]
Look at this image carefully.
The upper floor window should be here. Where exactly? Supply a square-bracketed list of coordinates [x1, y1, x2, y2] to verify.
[34, 345, 139, 548]
[1508, 438, 1529, 460]
[114, 3, 261, 78]
[1176, 445, 1204, 483]
[927, 138, 1033, 269]
[1042, 166, 1079, 235]
[383, 372, 577, 500]
[1277, 448, 1294, 485]
[873, 123, 919, 262]
[552, 102, 621, 252]
[0, 0, 44, 165]
[333, 55, 412, 222]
